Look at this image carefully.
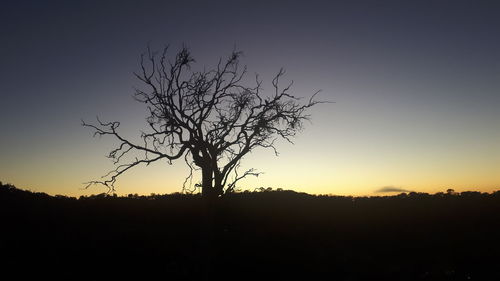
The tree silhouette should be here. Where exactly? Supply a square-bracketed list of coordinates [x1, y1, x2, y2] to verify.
[83, 46, 322, 198]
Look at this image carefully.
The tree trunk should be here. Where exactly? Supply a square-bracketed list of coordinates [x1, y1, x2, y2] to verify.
[201, 167, 215, 199]
[213, 174, 224, 197]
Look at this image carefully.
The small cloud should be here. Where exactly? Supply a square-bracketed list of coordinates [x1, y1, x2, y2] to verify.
[375, 186, 412, 193]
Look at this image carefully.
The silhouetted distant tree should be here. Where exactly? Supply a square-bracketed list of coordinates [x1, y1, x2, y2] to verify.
[83, 45, 323, 198]
[446, 188, 457, 195]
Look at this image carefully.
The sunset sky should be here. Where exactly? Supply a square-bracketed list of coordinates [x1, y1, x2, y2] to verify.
[1, 0, 499, 197]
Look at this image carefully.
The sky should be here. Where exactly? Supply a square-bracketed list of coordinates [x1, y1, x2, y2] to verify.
[1, 0, 499, 197]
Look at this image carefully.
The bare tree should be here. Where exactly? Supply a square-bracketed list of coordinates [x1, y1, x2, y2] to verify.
[83, 46, 322, 199]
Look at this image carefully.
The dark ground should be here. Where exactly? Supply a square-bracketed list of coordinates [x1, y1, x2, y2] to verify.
[1, 182, 499, 280]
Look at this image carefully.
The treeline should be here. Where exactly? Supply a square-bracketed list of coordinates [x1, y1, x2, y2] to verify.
[1, 181, 499, 280]
[2, 181, 498, 201]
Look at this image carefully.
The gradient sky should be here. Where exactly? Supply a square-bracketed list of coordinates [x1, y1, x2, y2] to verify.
[1, 0, 499, 196]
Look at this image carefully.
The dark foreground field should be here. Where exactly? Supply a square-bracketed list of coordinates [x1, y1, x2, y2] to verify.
[1, 182, 499, 280]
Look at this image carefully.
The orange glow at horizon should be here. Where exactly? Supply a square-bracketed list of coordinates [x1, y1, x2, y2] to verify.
[2, 117, 498, 197]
